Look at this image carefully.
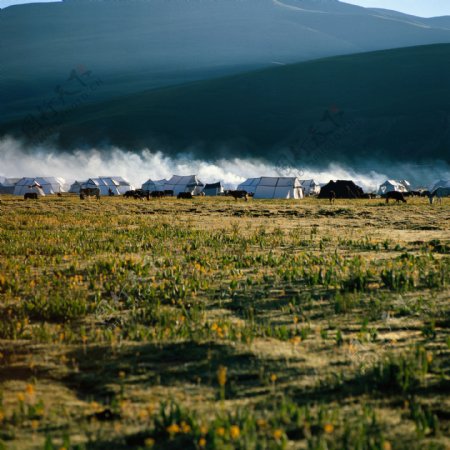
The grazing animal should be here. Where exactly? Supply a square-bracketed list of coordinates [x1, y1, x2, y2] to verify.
[150, 191, 166, 198]
[24, 192, 38, 200]
[385, 191, 407, 203]
[80, 187, 100, 200]
[57, 192, 63, 197]
[329, 190, 336, 204]
[177, 192, 193, 199]
[124, 189, 146, 199]
[429, 187, 450, 204]
[226, 190, 249, 201]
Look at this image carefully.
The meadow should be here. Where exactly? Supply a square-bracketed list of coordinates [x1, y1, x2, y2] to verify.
[0, 195, 449, 450]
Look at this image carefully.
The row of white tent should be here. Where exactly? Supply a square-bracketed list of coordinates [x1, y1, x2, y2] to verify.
[142, 176, 321, 198]
[377, 179, 450, 195]
[1, 176, 449, 198]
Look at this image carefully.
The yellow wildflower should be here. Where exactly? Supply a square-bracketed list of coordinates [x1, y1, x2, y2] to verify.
[256, 419, 267, 428]
[26, 384, 35, 396]
[324, 423, 334, 434]
[217, 365, 227, 387]
[270, 374, 277, 383]
[273, 429, 283, 440]
[198, 437, 207, 447]
[181, 421, 191, 433]
[166, 423, 180, 434]
[144, 437, 155, 447]
[216, 427, 225, 436]
[230, 425, 240, 440]
[382, 441, 392, 450]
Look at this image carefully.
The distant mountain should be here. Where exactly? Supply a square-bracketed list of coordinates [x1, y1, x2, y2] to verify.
[2, 44, 449, 168]
[2, 0, 450, 122]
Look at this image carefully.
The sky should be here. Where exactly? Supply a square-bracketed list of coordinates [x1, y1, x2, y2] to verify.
[342, 0, 450, 18]
[1, 0, 450, 17]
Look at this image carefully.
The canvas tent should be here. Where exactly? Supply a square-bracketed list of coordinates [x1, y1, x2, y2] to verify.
[13, 177, 65, 196]
[111, 176, 135, 194]
[203, 182, 224, 196]
[429, 180, 450, 192]
[164, 175, 204, 195]
[69, 181, 86, 194]
[141, 179, 167, 192]
[237, 178, 260, 194]
[300, 179, 321, 196]
[318, 180, 364, 199]
[0, 177, 19, 194]
[81, 177, 133, 196]
[255, 177, 304, 199]
[378, 180, 409, 195]
[238, 177, 304, 199]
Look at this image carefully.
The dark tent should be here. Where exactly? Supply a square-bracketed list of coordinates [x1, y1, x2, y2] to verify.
[318, 180, 364, 199]
[203, 182, 224, 196]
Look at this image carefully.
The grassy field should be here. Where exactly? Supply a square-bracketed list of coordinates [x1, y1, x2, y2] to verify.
[0, 195, 449, 450]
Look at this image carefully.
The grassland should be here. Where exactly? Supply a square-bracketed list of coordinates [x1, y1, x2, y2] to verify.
[0, 195, 449, 450]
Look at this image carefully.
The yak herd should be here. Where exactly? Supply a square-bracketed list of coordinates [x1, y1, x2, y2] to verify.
[20, 187, 446, 204]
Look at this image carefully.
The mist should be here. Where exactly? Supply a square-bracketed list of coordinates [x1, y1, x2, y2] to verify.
[1, 137, 449, 192]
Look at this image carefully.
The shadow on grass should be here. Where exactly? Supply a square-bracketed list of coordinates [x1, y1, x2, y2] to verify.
[63, 341, 302, 403]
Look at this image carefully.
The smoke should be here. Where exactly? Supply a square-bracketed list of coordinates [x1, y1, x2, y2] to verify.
[0, 136, 448, 191]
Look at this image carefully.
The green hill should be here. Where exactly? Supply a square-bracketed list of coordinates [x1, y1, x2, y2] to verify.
[3, 44, 450, 166]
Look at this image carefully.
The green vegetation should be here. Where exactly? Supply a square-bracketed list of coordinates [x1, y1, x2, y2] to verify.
[0, 195, 449, 449]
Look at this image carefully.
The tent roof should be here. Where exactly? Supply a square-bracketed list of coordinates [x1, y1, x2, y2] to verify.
[166, 175, 203, 186]
[429, 179, 450, 191]
[300, 179, 318, 186]
[204, 182, 223, 189]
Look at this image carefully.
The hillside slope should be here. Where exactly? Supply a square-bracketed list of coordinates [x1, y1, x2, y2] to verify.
[2, 0, 450, 122]
[3, 44, 449, 167]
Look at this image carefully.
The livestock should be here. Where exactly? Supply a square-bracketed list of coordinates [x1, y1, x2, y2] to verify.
[24, 193, 38, 200]
[385, 191, 407, 203]
[177, 192, 194, 199]
[226, 190, 249, 201]
[329, 190, 336, 204]
[80, 187, 100, 200]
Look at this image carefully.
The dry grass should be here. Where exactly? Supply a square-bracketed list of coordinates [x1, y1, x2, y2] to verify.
[0, 195, 449, 449]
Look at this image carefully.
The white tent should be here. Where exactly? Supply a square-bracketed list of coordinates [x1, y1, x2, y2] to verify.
[254, 177, 304, 199]
[110, 176, 135, 194]
[69, 180, 86, 194]
[0, 177, 20, 194]
[237, 178, 260, 194]
[203, 182, 224, 196]
[429, 179, 450, 192]
[378, 180, 408, 195]
[142, 179, 167, 192]
[164, 175, 204, 195]
[300, 179, 321, 196]
[399, 180, 411, 191]
[13, 177, 65, 195]
[81, 177, 133, 196]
